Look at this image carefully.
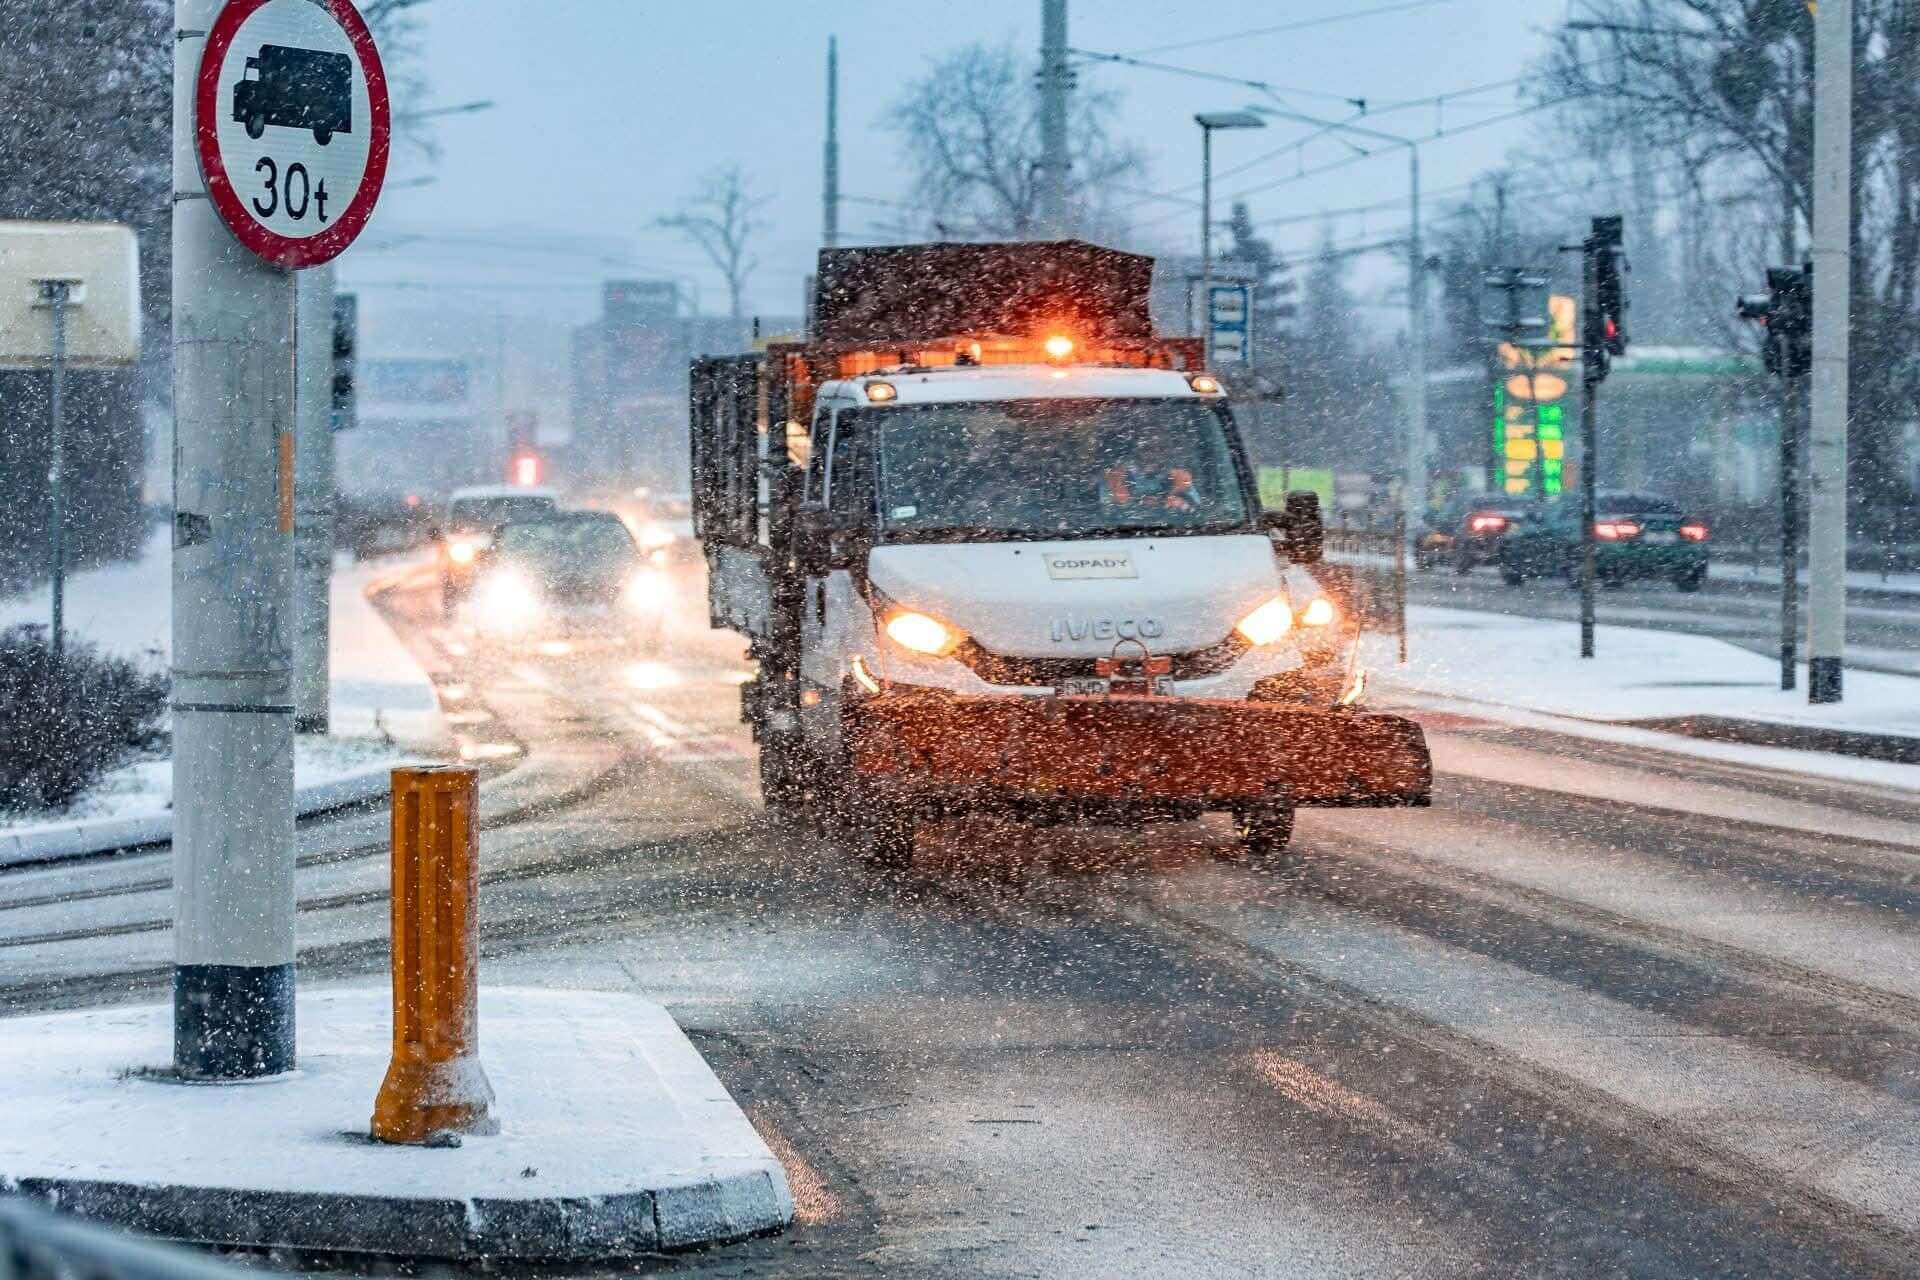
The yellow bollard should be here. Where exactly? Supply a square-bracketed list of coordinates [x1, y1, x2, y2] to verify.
[371, 764, 496, 1144]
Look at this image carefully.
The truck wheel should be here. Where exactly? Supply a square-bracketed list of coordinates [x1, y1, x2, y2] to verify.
[1234, 805, 1296, 863]
[757, 734, 808, 823]
[314, 128, 333, 146]
[845, 785, 915, 872]
[245, 114, 266, 139]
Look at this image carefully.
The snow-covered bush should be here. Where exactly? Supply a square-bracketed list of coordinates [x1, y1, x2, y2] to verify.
[0, 624, 167, 813]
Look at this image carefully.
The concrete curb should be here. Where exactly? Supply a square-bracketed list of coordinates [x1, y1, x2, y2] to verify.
[0, 761, 404, 871]
[1622, 714, 1920, 765]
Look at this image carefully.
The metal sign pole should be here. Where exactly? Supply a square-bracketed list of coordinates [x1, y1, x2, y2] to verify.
[1579, 244, 1599, 659]
[40, 281, 70, 660]
[1779, 355, 1801, 691]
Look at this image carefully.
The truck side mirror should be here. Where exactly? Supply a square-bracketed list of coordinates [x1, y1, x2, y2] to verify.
[1281, 490, 1323, 564]
[794, 503, 851, 574]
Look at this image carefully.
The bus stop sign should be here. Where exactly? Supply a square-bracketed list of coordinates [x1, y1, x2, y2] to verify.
[196, 0, 389, 268]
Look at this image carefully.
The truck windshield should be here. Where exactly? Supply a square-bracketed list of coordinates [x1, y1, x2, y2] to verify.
[866, 398, 1251, 541]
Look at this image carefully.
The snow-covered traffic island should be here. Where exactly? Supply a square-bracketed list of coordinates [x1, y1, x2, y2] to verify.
[0, 988, 793, 1259]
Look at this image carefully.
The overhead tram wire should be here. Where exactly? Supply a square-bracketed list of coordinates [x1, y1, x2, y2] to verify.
[1122, 0, 1461, 59]
[1101, 57, 1626, 218]
[1128, 94, 1588, 236]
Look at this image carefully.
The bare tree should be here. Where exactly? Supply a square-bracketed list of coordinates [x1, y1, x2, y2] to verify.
[660, 168, 769, 322]
[889, 41, 1144, 241]
[1546, 0, 1920, 508]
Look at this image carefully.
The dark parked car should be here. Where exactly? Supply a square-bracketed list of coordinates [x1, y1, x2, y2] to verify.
[1497, 491, 1711, 590]
[1416, 492, 1538, 573]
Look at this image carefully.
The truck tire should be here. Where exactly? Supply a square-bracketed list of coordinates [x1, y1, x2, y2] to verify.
[844, 783, 915, 872]
[757, 734, 808, 824]
[245, 113, 266, 139]
[1234, 805, 1296, 863]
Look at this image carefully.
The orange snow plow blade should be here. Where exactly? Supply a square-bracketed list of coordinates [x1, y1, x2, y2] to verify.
[847, 692, 1431, 808]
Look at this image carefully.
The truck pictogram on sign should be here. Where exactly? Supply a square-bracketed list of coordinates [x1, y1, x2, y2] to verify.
[234, 44, 353, 145]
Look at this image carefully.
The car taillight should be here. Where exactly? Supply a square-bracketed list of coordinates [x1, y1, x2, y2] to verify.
[1679, 521, 1709, 542]
[1595, 521, 1641, 540]
[1467, 513, 1509, 534]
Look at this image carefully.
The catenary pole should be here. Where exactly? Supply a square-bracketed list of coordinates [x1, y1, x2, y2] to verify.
[294, 263, 335, 734]
[1807, 0, 1849, 703]
[1037, 0, 1069, 235]
[172, 0, 299, 1078]
[822, 36, 839, 249]
[1779, 359, 1802, 691]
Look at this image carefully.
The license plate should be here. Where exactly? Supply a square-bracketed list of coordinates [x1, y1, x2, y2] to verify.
[1058, 677, 1109, 696]
[1643, 531, 1677, 545]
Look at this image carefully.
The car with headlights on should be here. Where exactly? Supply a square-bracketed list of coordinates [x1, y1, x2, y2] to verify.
[466, 510, 670, 647]
[434, 485, 560, 617]
[1497, 491, 1710, 590]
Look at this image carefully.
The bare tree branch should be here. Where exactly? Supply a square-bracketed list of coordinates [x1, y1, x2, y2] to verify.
[660, 167, 770, 322]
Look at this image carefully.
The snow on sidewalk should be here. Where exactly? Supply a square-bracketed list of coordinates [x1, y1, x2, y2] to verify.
[1709, 558, 1920, 598]
[1367, 606, 1920, 789]
[0, 535, 447, 853]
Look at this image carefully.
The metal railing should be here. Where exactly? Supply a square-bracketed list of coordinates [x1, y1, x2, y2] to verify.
[0, 1198, 273, 1280]
[1315, 511, 1408, 663]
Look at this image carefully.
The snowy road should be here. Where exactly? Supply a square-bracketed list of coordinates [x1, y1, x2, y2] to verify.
[3, 561, 1918, 1276]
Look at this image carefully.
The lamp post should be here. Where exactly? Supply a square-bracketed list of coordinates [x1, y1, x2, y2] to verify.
[1194, 112, 1266, 366]
[1248, 105, 1427, 538]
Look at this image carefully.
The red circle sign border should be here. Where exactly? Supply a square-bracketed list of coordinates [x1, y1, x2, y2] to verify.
[196, 0, 390, 269]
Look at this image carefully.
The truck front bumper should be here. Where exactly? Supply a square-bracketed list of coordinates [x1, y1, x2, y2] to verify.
[846, 691, 1431, 811]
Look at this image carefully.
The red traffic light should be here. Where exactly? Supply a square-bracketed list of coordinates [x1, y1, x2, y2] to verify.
[509, 452, 543, 488]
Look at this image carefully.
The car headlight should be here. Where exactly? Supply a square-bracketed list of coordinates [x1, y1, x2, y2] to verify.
[883, 609, 964, 657]
[447, 537, 481, 565]
[1235, 597, 1294, 646]
[636, 523, 676, 551]
[476, 570, 541, 629]
[623, 570, 670, 614]
[1300, 596, 1337, 627]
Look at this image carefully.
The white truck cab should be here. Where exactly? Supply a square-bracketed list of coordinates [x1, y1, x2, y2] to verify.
[691, 241, 1429, 870]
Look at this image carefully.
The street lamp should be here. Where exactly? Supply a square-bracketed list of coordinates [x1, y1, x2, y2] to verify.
[1247, 104, 1428, 537]
[1195, 111, 1266, 365]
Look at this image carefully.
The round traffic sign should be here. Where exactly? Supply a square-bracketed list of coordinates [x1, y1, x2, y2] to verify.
[196, 0, 389, 268]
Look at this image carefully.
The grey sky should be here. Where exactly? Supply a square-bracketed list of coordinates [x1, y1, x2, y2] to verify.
[350, 1, 1564, 320]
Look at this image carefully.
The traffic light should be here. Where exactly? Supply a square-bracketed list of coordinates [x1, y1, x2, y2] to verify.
[1591, 216, 1627, 357]
[330, 292, 357, 431]
[1734, 264, 1810, 378]
[509, 450, 543, 488]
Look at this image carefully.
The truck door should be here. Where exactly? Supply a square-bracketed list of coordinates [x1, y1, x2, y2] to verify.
[799, 405, 863, 749]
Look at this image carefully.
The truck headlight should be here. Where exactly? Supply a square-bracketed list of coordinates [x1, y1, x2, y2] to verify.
[1235, 597, 1294, 646]
[1300, 596, 1337, 627]
[883, 609, 963, 657]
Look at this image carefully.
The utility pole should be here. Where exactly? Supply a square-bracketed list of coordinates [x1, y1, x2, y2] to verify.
[1808, 0, 1850, 703]
[822, 36, 840, 250]
[294, 264, 336, 735]
[172, 0, 298, 1077]
[1036, 0, 1070, 236]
